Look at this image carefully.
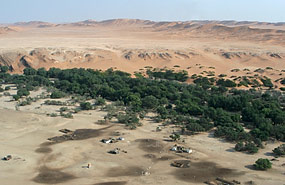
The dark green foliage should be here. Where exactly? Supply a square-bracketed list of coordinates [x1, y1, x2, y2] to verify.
[218, 74, 227, 78]
[217, 79, 236, 87]
[186, 122, 205, 132]
[23, 67, 37, 75]
[44, 100, 66, 106]
[147, 69, 188, 82]
[80, 102, 92, 110]
[13, 95, 20, 101]
[5, 86, 10, 90]
[193, 77, 214, 86]
[244, 142, 259, 154]
[117, 112, 141, 129]
[95, 97, 106, 106]
[0, 66, 9, 73]
[156, 106, 168, 119]
[59, 107, 68, 112]
[142, 95, 159, 109]
[235, 142, 244, 151]
[254, 158, 272, 170]
[50, 91, 65, 99]
[37, 68, 47, 77]
[260, 78, 273, 88]
[272, 144, 285, 156]
[17, 88, 30, 97]
[214, 126, 249, 142]
[1, 67, 284, 144]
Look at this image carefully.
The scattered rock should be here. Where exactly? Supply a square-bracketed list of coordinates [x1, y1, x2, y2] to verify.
[170, 144, 193, 154]
[268, 53, 282, 59]
[142, 171, 151, 176]
[171, 160, 191, 168]
[124, 52, 133, 60]
[108, 148, 120, 154]
[101, 137, 125, 143]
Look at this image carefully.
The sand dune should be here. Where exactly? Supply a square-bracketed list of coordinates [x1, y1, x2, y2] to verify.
[1, 19, 285, 185]
[0, 19, 284, 89]
[0, 19, 284, 87]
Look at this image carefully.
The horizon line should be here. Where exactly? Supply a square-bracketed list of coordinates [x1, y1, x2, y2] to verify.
[2, 18, 285, 25]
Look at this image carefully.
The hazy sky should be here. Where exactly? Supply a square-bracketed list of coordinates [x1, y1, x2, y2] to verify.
[1, 0, 285, 23]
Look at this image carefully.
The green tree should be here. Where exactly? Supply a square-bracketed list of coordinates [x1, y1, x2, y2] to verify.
[95, 97, 106, 106]
[37, 67, 47, 77]
[50, 91, 65, 99]
[80, 102, 92, 110]
[272, 144, 285, 157]
[142, 95, 158, 109]
[23, 67, 37, 75]
[17, 88, 30, 97]
[0, 66, 9, 73]
[254, 158, 272, 170]
[235, 142, 245, 151]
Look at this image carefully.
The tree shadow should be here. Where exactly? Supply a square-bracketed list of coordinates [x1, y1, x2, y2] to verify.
[264, 152, 275, 157]
[207, 131, 215, 138]
[226, 148, 235, 152]
[244, 165, 255, 170]
[163, 139, 174, 142]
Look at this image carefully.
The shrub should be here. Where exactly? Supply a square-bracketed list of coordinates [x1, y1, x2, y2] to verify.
[80, 102, 92, 110]
[50, 113, 58, 117]
[170, 133, 181, 141]
[117, 112, 140, 129]
[95, 97, 106, 106]
[260, 78, 273, 88]
[217, 79, 236, 87]
[61, 112, 73, 119]
[17, 88, 30, 97]
[44, 100, 66, 106]
[254, 158, 272, 170]
[19, 100, 32, 106]
[272, 144, 285, 157]
[142, 95, 159, 109]
[59, 107, 68, 112]
[0, 66, 9, 73]
[13, 95, 20, 101]
[50, 91, 65, 99]
[280, 87, 285, 91]
[218, 74, 227, 78]
[5, 86, 11, 91]
[245, 142, 259, 154]
[235, 142, 244, 151]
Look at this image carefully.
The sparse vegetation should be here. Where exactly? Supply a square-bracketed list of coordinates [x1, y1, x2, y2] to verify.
[147, 69, 188, 82]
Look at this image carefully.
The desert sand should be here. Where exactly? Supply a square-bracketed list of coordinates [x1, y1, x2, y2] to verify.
[0, 19, 284, 85]
[0, 19, 285, 185]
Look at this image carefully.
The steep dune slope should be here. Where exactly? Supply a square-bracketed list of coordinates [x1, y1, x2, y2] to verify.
[0, 19, 284, 83]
